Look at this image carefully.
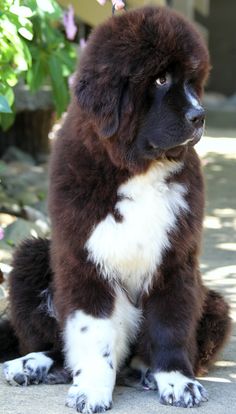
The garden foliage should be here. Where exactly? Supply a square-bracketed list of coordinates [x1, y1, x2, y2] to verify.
[0, 0, 77, 129]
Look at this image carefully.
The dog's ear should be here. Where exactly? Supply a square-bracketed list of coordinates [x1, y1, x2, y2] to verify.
[75, 75, 124, 139]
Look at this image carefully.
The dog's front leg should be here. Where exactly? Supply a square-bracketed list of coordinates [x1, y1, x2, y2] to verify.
[138, 270, 208, 408]
[54, 262, 116, 414]
[64, 310, 116, 413]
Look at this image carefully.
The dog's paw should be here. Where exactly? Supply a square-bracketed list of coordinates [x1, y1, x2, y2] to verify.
[45, 368, 72, 385]
[3, 352, 53, 386]
[66, 384, 113, 413]
[154, 371, 208, 408]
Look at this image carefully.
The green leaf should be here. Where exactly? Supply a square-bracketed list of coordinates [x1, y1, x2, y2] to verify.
[36, 0, 55, 13]
[3, 69, 18, 87]
[18, 26, 33, 40]
[21, 40, 32, 66]
[0, 111, 15, 130]
[48, 55, 70, 116]
[7, 239, 15, 247]
[14, 52, 28, 71]
[0, 95, 12, 113]
[1, 18, 17, 37]
[10, 5, 33, 18]
[4, 87, 14, 106]
[27, 58, 45, 91]
[36, 0, 62, 18]
[56, 48, 77, 72]
[4, 11, 24, 30]
[0, 0, 75, 125]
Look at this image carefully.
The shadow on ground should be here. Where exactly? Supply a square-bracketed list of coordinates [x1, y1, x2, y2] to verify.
[201, 152, 236, 329]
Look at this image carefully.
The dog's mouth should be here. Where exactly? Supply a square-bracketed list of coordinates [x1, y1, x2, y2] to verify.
[177, 123, 204, 148]
[142, 123, 204, 161]
[187, 125, 204, 146]
[144, 130, 203, 160]
[165, 132, 202, 158]
[179, 134, 201, 147]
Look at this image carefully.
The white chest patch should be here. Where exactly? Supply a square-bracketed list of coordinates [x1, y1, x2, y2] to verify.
[86, 161, 188, 297]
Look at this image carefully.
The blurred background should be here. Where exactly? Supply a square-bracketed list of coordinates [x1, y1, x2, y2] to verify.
[0, 0, 235, 159]
[1, 0, 236, 156]
[0, 0, 236, 347]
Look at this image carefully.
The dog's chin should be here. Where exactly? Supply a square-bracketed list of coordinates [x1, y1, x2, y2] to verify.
[142, 129, 203, 161]
[165, 145, 187, 158]
[188, 128, 204, 146]
[164, 129, 203, 158]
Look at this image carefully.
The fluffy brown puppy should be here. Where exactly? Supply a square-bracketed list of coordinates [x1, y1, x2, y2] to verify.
[2, 6, 231, 412]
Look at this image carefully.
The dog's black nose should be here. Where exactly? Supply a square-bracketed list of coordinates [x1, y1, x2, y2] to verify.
[185, 107, 205, 128]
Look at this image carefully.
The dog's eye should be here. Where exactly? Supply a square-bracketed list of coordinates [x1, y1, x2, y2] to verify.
[156, 73, 171, 87]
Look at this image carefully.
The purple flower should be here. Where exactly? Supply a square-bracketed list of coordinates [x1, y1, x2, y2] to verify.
[96, 0, 126, 9]
[63, 5, 77, 41]
[112, 0, 125, 10]
[0, 227, 4, 241]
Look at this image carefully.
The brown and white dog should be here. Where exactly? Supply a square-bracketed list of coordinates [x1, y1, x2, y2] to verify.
[1, 6, 231, 412]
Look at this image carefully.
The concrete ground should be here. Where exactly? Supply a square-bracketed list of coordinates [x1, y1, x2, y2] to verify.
[0, 128, 236, 414]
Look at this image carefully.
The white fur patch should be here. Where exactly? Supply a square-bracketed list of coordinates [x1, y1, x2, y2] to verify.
[64, 311, 116, 375]
[64, 290, 141, 371]
[111, 287, 142, 367]
[64, 288, 141, 412]
[154, 370, 208, 407]
[3, 352, 53, 386]
[86, 161, 187, 298]
[64, 310, 116, 412]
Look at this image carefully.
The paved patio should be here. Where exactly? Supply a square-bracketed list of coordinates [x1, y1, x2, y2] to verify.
[0, 128, 236, 414]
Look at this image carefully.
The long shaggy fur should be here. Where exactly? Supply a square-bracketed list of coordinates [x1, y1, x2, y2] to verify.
[1, 6, 232, 411]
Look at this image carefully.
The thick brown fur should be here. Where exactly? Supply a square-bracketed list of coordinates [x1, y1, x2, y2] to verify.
[9, 238, 58, 355]
[1, 6, 232, 410]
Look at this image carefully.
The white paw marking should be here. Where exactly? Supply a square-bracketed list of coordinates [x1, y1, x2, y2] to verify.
[154, 371, 208, 408]
[3, 352, 53, 386]
[66, 384, 112, 413]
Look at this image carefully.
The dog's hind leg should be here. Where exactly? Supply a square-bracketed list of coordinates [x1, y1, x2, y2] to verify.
[2, 238, 70, 385]
[8, 238, 59, 356]
[3, 350, 71, 386]
[195, 289, 232, 375]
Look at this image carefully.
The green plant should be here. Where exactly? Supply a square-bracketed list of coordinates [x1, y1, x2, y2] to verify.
[0, 0, 77, 130]
[26, 0, 76, 116]
[0, 0, 33, 129]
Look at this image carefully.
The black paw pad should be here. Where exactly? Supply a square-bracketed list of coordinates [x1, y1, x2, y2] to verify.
[13, 373, 28, 386]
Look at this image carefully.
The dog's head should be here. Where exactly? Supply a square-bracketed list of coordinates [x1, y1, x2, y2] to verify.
[75, 6, 210, 173]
